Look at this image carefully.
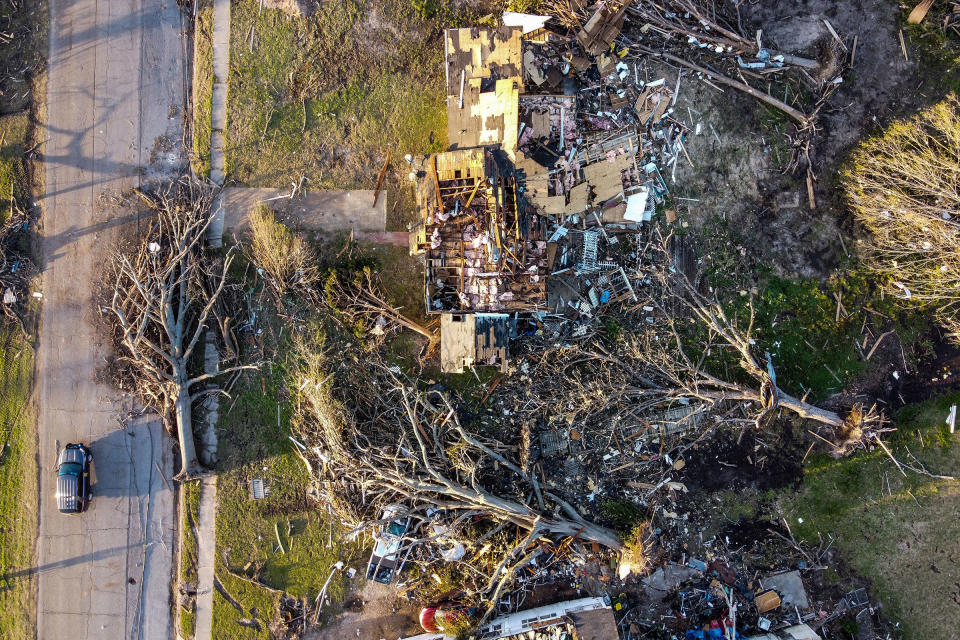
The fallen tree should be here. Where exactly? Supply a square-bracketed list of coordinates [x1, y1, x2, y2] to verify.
[290, 339, 621, 618]
[102, 177, 253, 477]
[322, 266, 436, 344]
[503, 231, 885, 458]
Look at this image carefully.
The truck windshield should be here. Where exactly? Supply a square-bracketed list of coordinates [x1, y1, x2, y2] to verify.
[58, 462, 82, 476]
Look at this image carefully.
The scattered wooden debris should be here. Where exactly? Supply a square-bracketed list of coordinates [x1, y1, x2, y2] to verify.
[908, 0, 937, 24]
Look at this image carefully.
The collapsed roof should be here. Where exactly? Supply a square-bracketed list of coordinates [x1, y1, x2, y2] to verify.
[411, 148, 549, 315]
[411, 12, 687, 371]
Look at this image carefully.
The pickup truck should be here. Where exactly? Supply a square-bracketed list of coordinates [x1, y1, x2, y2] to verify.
[56, 443, 92, 513]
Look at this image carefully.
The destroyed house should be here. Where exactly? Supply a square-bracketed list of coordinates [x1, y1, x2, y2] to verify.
[412, 148, 549, 315]
[411, 20, 668, 372]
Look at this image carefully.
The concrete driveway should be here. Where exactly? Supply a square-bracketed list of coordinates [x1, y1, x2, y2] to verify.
[37, 1, 187, 638]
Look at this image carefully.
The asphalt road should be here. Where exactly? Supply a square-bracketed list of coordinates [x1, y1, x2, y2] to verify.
[37, 1, 187, 638]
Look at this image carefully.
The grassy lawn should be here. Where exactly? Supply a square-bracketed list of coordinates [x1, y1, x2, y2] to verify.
[207, 232, 437, 635]
[192, 0, 214, 178]
[696, 214, 933, 402]
[0, 113, 30, 224]
[0, 327, 37, 640]
[178, 480, 202, 639]
[213, 363, 364, 638]
[781, 392, 960, 640]
[225, 0, 464, 228]
[0, 3, 46, 637]
[728, 272, 929, 402]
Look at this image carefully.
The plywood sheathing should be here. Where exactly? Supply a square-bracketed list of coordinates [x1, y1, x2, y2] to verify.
[582, 152, 634, 203]
[566, 182, 589, 215]
[635, 85, 673, 126]
[569, 607, 621, 640]
[440, 313, 477, 373]
[448, 78, 520, 154]
[514, 151, 559, 215]
[446, 27, 523, 155]
[444, 27, 523, 95]
[530, 109, 551, 138]
[602, 201, 628, 223]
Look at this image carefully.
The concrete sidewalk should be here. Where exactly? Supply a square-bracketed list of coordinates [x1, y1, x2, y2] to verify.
[193, 475, 218, 640]
[194, 0, 231, 636]
[210, 0, 230, 185]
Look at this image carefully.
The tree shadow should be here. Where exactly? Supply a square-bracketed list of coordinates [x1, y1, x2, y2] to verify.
[0, 544, 135, 592]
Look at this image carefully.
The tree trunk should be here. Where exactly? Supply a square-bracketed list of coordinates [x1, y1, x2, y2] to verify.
[776, 390, 844, 427]
[543, 517, 623, 550]
[692, 388, 845, 428]
[174, 384, 202, 478]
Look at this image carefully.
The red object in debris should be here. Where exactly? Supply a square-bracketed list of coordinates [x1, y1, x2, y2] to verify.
[420, 608, 440, 632]
[420, 607, 469, 632]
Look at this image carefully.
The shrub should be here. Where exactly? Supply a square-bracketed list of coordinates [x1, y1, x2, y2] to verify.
[246, 205, 319, 300]
[845, 95, 960, 342]
[619, 521, 654, 578]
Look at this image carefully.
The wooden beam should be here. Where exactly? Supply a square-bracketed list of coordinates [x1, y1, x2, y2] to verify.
[512, 181, 520, 240]
[908, 0, 935, 24]
[372, 151, 391, 206]
[431, 155, 443, 208]
[633, 44, 810, 126]
[460, 239, 466, 292]
[463, 179, 482, 209]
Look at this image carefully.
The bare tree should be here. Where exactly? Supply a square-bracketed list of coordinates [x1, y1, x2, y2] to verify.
[102, 178, 253, 477]
[290, 343, 620, 619]
[0, 204, 37, 331]
[846, 95, 960, 342]
[506, 231, 884, 457]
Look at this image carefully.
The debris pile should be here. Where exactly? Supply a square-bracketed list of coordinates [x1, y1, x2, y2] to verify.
[0, 205, 37, 324]
[623, 551, 887, 640]
[410, 0, 852, 373]
[299, 6, 901, 639]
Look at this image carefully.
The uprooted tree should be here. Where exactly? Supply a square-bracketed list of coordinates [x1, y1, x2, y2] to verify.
[512, 231, 886, 458]
[845, 95, 960, 343]
[102, 177, 252, 477]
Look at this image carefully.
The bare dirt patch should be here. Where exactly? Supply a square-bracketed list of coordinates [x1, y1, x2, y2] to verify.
[670, 0, 952, 280]
[307, 581, 421, 640]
